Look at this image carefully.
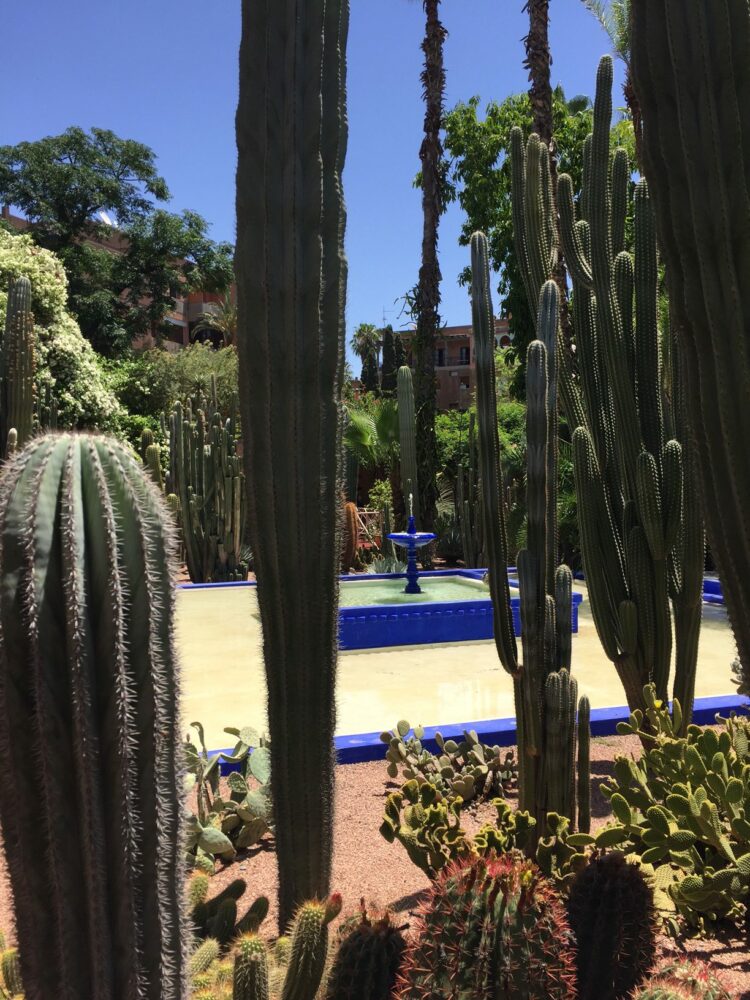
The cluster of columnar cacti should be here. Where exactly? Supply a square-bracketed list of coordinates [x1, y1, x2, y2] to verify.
[630, 0, 750, 696]
[567, 852, 657, 1000]
[397, 365, 419, 528]
[1, 276, 35, 457]
[0, 433, 186, 998]
[395, 853, 576, 999]
[632, 959, 731, 1000]
[235, 0, 349, 926]
[472, 231, 590, 826]
[167, 386, 247, 583]
[511, 55, 704, 722]
[456, 411, 483, 567]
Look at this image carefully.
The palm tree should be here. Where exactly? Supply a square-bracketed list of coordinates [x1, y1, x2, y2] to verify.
[191, 292, 237, 348]
[579, 1, 641, 168]
[411, 0, 446, 532]
[349, 322, 380, 365]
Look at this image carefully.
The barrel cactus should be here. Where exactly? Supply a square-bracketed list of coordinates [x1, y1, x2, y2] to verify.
[325, 903, 406, 1000]
[395, 853, 576, 998]
[632, 958, 730, 1000]
[567, 852, 656, 1000]
[0, 433, 186, 999]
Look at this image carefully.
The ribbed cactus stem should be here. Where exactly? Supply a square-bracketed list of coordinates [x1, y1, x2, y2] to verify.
[281, 896, 342, 1000]
[397, 366, 420, 529]
[577, 695, 591, 834]
[233, 935, 270, 1000]
[235, 0, 349, 927]
[1, 276, 35, 452]
[0, 433, 186, 1000]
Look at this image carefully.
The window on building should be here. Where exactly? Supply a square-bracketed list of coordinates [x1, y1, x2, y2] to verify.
[436, 347, 446, 367]
[459, 345, 469, 364]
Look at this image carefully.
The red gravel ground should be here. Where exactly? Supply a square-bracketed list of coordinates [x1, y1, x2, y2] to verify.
[0, 734, 748, 996]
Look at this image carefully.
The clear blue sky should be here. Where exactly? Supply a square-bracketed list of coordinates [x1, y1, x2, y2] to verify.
[3, 1, 621, 360]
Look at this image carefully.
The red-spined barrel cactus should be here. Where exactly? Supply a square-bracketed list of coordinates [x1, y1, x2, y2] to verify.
[325, 902, 407, 1000]
[0, 433, 186, 1000]
[395, 853, 576, 999]
[632, 958, 731, 1000]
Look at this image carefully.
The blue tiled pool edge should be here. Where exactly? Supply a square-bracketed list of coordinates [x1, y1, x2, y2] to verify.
[178, 570, 583, 651]
[210, 694, 750, 771]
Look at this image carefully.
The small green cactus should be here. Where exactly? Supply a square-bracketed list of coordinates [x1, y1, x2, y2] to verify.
[0, 950, 22, 997]
[190, 939, 222, 981]
[324, 902, 406, 1000]
[632, 958, 730, 1000]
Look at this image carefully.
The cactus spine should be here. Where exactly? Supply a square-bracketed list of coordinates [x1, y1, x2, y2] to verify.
[473, 231, 588, 826]
[397, 366, 419, 527]
[168, 394, 247, 583]
[512, 57, 704, 722]
[1, 276, 35, 454]
[395, 853, 576, 999]
[630, 1, 750, 694]
[235, 0, 349, 926]
[0, 433, 186, 999]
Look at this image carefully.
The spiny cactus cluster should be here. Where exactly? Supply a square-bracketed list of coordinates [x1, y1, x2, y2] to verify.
[511, 55, 704, 724]
[0, 434, 186, 998]
[632, 958, 730, 1000]
[191, 896, 341, 1000]
[1, 276, 35, 457]
[568, 852, 656, 1000]
[167, 384, 247, 583]
[395, 852, 576, 999]
[472, 231, 590, 827]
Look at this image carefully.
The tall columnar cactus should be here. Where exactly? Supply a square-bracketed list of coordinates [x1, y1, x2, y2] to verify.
[235, 0, 349, 927]
[395, 853, 576, 999]
[1, 276, 35, 453]
[456, 411, 482, 567]
[512, 56, 704, 722]
[473, 231, 589, 826]
[0, 433, 186, 1000]
[630, 1, 750, 693]
[568, 852, 657, 1000]
[168, 395, 247, 583]
[397, 365, 420, 528]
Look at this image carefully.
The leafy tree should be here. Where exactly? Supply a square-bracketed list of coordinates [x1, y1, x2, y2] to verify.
[0, 127, 233, 355]
[380, 325, 398, 394]
[441, 88, 634, 396]
[360, 348, 380, 395]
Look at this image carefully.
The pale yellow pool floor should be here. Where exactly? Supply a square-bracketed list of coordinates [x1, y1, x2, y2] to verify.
[177, 584, 738, 750]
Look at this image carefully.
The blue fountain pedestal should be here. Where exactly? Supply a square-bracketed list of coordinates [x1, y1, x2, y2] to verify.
[387, 516, 436, 594]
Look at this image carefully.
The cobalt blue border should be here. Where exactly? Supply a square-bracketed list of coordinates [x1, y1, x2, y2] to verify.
[178, 570, 582, 649]
[211, 693, 750, 771]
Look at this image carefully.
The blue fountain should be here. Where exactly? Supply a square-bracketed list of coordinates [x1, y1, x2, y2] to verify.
[388, 494, 436, 595]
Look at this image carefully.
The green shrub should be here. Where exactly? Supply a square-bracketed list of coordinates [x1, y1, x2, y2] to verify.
[367, 478, 392, 512]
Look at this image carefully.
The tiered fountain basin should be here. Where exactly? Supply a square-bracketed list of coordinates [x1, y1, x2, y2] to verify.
[180, 570, 583, 651]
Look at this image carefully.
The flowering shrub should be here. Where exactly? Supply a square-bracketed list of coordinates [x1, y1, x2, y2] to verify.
[0, 229, 68, 324]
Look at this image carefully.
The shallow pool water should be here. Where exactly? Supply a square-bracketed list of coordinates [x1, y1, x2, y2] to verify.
[338, 575, 494, 607]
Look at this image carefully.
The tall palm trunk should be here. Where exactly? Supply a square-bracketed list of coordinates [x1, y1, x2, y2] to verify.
[523, 0, 575, 365]
[412, 0, 446, 531]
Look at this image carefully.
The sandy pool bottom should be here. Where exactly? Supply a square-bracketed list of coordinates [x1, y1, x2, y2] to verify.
[176, 583, 738, 750]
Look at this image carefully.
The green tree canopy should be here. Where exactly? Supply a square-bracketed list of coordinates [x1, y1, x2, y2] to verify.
[441, 87, 634, 395]
[0, 127, 233, 355]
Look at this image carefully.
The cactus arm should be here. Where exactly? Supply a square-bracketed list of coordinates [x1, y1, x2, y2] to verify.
[235, 0, 348, 926]
[577, 696, 591, 834]
[471, 233, 518, 675]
